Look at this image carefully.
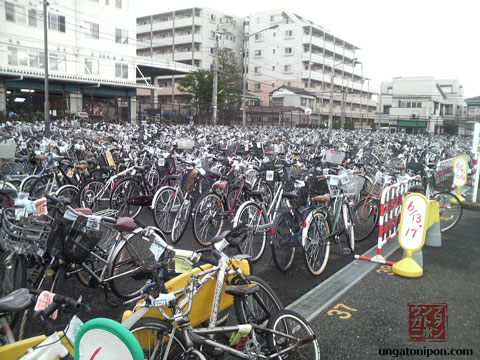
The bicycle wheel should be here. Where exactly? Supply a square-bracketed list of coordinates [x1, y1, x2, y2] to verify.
[110, 177, 145, 218]
[171, 197, 192, 244]
[153, 187, 182, 234]
[235, 202, 267, 263]
[433, 191, 462, 232]
[271, 212, 297, 272]
[351, 196, 379, 242]
[266, 309, 321, 360]
[343, 204, 355, 252]
[108, 229, 158, 299]
[302, 210, 330, 276]
[30, 175, 56, 199]
[0, 252, 26, 329]
[233, 275, 283, 325]
[193, 192, 225, 246]
[19, 175, 40, 193]
[79, 179, 108, 212]
[129, 317, 186, 360]
[226, 186, 248, 217]
[56, 185, 80, 208]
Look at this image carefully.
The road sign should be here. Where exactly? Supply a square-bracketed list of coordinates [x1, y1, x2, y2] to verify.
[304, 108, 312, 116]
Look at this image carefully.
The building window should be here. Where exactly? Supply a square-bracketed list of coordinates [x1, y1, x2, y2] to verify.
[210, 47, 214, 55]
[445, 104, 453, 115]
[270, 14, 280, 22]
[285, 82, 291, 86]
[29, 49, 45, 68]
[284, 30, 293, 38]
[49, 53, 66, 71]
[400, 101, 421, 108]
[301, 98, 307, 106]
[85, 58, 99, 75]
[284, 64, 292, 72]
[116, 28, 128, 44]
[115, 0, 123, 8]
[254, 33, 263, 41]
[272, 65, 276, 71]
[115, 63, 128, 78]
[383, 105, 391, 114]
[254, 83, 261, 90]
[272, 49, 276, 54]
[272, 82, 275, 87]
[6, 2, 27, 23]
[387, 86, 392, 94]
[210, 13, 216, 21]
[284, 47, 293, 55]
[48, 13, 66, 32]
[84, 21, 99, 39]
[28, 9, 37, 27]
[254, 49, 262, 57]
[254, 66, 261, 74]
[210, 31, 215, 38]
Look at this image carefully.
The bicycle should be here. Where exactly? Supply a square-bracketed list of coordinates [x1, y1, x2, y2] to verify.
[123, 225, 318, 359]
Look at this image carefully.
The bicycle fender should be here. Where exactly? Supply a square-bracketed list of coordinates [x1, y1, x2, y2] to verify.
[232, 200, 257, 227]
[301, 209, 328, 246]
[55, 184, 79, 196]
[150, 185, 176, 210]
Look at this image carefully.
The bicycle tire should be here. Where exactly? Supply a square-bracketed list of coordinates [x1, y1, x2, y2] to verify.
[226, 186, 248, 217]
[109, 177, 145, 218]
[233, 275, 283, 325]
[266, 309, 321, 360]
[19, 175, 40, 193]
[302, 210, 331, 276]
[433, 191, 463, 232]
[271, 212, 297, 272]
[171, 197, 192, 244]
[351, 196, 379, 242]
[29, 174, 56, 199]
[78, 179, 108, 212]
[234, 202, 268, 263]
[153, 186, 182, 234]
[343, 204, 355, 252]
[129, 317, 187, 360]
[55, 185, 80, 208]
[108, 229, 158, 299]
[0, 252, 26, 329]
[193, 192, 225, 246]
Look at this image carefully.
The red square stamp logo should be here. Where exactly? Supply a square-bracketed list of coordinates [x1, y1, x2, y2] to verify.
[408, 303, 447, 342]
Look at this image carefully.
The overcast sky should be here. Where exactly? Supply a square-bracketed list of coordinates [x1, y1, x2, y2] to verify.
[136, 0, 480, 98]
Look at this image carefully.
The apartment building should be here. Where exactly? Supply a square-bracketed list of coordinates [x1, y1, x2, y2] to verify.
[377, 77, 465, 134]
[136, 7, 244, 110]
[246, 9, 376, 128]
[0, 0, 157, 122]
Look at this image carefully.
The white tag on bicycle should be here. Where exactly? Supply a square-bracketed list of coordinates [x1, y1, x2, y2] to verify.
[15, 207, 27, 220]
[34, 291, 58, 320]
[375, 170, 383, 183]
[266, 171, 274, 182]
[67, 169, 74, 178]
[64, 210, 78, 221]
[158, 158, 165, 167]
[329, 176, 339, 186]
[152, 293, 176, 307]
[149, 241, 166, 261]
[257, 143, 261, 149]
[198, 167, 206, 176]
[86, 215, 101, 231]
[65, 315, 84, 344]
[214, 238, 229, 252]
[14, 192, 29, 207]
[294, 180, 305, 188]
[20, 142, 27, 150]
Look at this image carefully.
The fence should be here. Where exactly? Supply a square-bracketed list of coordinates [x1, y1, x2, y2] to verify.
[355, 175, 420, 265]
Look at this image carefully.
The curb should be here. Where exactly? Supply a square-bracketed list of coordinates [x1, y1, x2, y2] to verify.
[463, 201, 480, 211]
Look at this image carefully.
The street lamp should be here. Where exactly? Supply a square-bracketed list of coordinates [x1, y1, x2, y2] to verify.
[327, 57, 358, 129]
[242, 24, 279, 127]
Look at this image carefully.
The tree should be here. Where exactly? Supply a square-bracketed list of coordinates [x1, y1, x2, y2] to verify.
[217, 49, 243, 124]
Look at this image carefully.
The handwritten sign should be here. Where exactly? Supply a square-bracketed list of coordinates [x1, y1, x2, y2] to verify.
[398, 193, 428, 252]
[453, 156, 468, 188]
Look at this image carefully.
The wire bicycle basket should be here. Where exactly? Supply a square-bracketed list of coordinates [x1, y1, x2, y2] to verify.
[325, 150, 346, 165]
[0, 208, 55, 256]
[327, 173, 365, 197]
[62, 217, 104, 264]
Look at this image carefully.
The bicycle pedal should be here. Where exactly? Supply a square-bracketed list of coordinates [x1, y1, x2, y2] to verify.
[342, 248, 352, 255]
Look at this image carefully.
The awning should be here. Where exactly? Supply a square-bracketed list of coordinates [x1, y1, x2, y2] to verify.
[397, 121, 427, 127]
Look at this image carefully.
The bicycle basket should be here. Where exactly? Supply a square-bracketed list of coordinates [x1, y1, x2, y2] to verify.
[182, 169, 199, 192]
[63, 217, 103, 263]
[433, 167, 454, 192]
[325, 150, 345, 165]
[338, 173, 365, 196]
[0, 208, 54, 256]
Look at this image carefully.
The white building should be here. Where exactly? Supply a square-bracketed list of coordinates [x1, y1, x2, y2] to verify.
[0, 0, 166, 122]
[246, 9, 377, 128]
[377, 77, 465, 134]
[136, 7, 244, 110]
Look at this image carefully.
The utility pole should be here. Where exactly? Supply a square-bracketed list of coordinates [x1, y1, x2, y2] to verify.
[43, 0, 51, 136]
[242, 33, 248, 127]
[211, 31, 219, 125]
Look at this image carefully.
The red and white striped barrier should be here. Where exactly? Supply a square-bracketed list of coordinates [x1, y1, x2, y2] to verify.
[355, 175, 421, 265]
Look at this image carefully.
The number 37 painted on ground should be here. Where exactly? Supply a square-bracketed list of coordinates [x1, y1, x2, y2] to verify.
[327, 303, 358, 319]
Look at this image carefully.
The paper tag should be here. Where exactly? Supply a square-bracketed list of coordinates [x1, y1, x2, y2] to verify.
[149, 240, 166, 261]
[14, 192, 30, 207]
[106, 151, 115, 166]
[229, 324, 252, 345]
[198, 167, 206, 176]
[294, 180, 305, 188]
[34, 291, 58, 319]
[86, 215, 101, 231]
[15, 207, 28, 220]
[158, 158, 165, 167]
[33, 198, 48, 215]
[257, 143, 261, 149]
[65, 315, 84, 344]
[63, 210, 78, 221]
[174, 249, 193, 274]
[245, 145, 249, 152]
[67, 169, 74, 178]
[266, 171, 274, 182]
[152, 293, 176, 307]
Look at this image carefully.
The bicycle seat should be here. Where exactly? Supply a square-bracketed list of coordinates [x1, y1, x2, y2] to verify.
[74, 164, 89, 170]
[34, 155, 48, 161]
[212, 180, 228, 189]
[134, 165, 149, 172]
[282, 191, 298, 199]
[224, 283, 260, 297]
[0, 288, 34, 313]
[208, 170, 222, 179]
[312, 194, 331, 203]
[113, 217, 137, 232]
